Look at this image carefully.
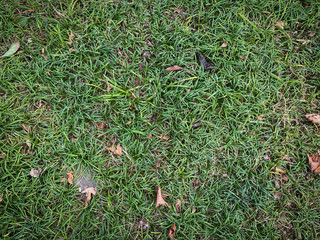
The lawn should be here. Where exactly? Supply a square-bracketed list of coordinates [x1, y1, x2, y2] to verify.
[0, 0, 320, 239]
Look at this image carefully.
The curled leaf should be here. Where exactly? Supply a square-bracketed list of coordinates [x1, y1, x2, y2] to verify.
[81, 187, 97, 205]
[67, 171, 74, 184]
[308, 152, 320, 173]
[166, 65, 183, 71]
[2, 40, 20, 57]
[168, 223, 176, 239]
[30, 168, 42, 178]
[175, 199, 181, 212]
[306, 114, 320, 126]
[156, 187, 169, 208]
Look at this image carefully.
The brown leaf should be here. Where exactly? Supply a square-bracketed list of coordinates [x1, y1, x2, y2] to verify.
[30, 168, 42, 178]
[275, 167, 286, 174]
[107, 144, 122, 156]
[221, 42, 227, 48]
[309, 32, 316, 37]
[95, 122, 106, 129]
[308, 152, 320, 173]
[296, 39, 309, 45]
[168, 223, 176, 239]
[68, 31, 74, 46]
[306, 114, 320, 126]
[81, 187, 97, 205]
[257, 115, 265, 121]
[67, 171, 74, 184]
[191, 121, 201, 129]
[41, 48, 48, 61]
[275, 20, 284, 29]
[166, 65, 183, 71]
[158, 135, 169, 140]
[175, 199, 181, 212]
[156, 161, 161, 168]
[22, 124, 30, 132]
[26, 139, 31, 148]
[274, 192, 281, 199]
[0, 193, 3, 202]
[156, 187, 169, 208]
[240, 55, 248, 60]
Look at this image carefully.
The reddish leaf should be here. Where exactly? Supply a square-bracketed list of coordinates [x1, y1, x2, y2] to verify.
[166, 65, 183, 71]
[168, 223, 176, 239]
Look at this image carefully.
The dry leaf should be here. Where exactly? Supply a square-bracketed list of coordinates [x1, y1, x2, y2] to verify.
[0, 193, 3, 202]
[22, 124, 30, 132]
[281, 176, 289, 181]
[175, 199, 181, 212]
[168, 223, 176, 239]
[296, 39, 309, 45]
[275, 20, 284, 29]
[221, 42, 227, 47]
[41, 48, 48, 61]
[240, 55, 248, 60]
[26, 139, 31, 148]
[67, 171, 74, 184]
[308, 152, 320, 173]
[158, 135, 169, 140]
[156, 162, 161, 168]
[81, 187, 97, 205]
[156, 187, 169, 208]
[107, 144, 122, 156]
[306, 114, 320, 126]
[95, 122, 106, 129]
[309, 32, 316, 37]
[275, 167, 286, 174]
[274, 192, 281, 199]
[257, 115, 265, 121]
[68, 31, 74, 45]
[30, 168, 42, 178]
[191, 121, 201, 129]
[166, 65, 183, 71]
[2, 40, 20, 57]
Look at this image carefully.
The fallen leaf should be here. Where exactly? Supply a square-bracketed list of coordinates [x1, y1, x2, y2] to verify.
[175, 199, 181, 212]
[296, 39, 309, 45]
[81, 187, 97, 205]
[166, 65, 183, 71]
[30, 168, 42, 177]
[126, 120, 132, 125]
[142, 51, 151, 58]
[308, 152, 320, 173]
[67, 171, 74, 184]
[281, 176, 289, 181]
[0, 193, 2, 202]
[156, 187, 169, 208]
[107, 144, 122, 156]
[68, 31, 74, 45]
[258, 115, 265, 121]
[41, 48, 47, 61]
[240, 55, 248, 60]
[306, 114, 320, 125]
[275, 167, 286, 174]
[158, 135, 169, 140]
[1, 40, 20, 57]
[22, 124, 30, 132]
[168, 223, 176, 239]
[95, 122, 106, 129]
[156, 161, 160, 168]
[148, 134, 153, 138]
[191, 121, 201, 129]
[196, 52, 215, 72]
[275, 20, 284, 29]
[309, 32, 316, 37]
[26, 139, 31, 148]
[274, 192, 281, 199]
[138, 63, 144, 71]
[221, 42, 227, 47]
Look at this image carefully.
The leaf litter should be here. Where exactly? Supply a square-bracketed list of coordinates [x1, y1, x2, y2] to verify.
[306, 114, 320, 126]
[156, 186, 169, 208]
[81, 187, 97, 206]
[166, 65, 183, 71]
[67, 171, 74, 184]
[308, 152, 320, 173]
[168, 223, 176, 239]
[30, 168, 42, 178]
[107, 144, 122, 156]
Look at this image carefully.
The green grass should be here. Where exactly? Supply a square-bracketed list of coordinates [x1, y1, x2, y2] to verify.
[1, 0, 320, 239]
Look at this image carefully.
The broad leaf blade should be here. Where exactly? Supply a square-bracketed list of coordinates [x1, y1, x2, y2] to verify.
[2, 40, 20, 57]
